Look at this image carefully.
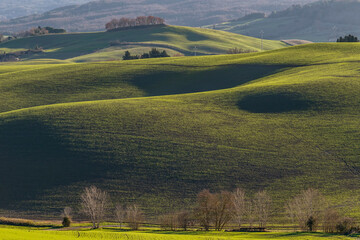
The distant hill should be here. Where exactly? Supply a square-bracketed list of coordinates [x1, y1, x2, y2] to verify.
[210, 0, 360, 42]
[0, 0, 90, 20]
[0, 0, 315, 33]
[0, 25, 287, 61]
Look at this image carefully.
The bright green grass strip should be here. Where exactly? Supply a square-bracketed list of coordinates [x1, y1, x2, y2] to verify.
[0, 227, 356, 240]
[0, 47, 28, 53]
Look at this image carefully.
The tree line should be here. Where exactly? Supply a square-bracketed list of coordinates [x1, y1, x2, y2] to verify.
[123, 48, 170, 60]
[61, 186, 358, 235]
[16, 26, 66, 38]
[337, 34, 359, 42]
[105, 16, 165, 31]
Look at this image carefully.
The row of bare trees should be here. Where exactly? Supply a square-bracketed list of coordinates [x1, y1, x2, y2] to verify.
[74, 186, 357, 234]
[105, 16, 165, 30]
[159, 189, 271, 231]
[196, 189, 271, 231]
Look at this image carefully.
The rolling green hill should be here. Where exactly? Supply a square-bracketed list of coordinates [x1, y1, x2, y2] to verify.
[210, 0, 360, 42]
[0, 25, 287, 61]
[0, 43, 359, 221]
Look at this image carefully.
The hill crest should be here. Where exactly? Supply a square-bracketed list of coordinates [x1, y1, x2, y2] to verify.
[211, 0, 360, 42]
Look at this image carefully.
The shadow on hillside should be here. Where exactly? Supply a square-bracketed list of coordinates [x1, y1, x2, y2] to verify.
[238, 92, 314, 113]
[0, 119, 102, 209]
[131, 64, 289, 96]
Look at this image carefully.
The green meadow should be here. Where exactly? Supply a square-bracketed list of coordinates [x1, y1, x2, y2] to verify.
[0, 41, 359, 221]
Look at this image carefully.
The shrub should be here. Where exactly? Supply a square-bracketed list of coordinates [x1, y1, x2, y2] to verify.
[62, 216, 71, 227]
[336, 217, 359, 235]
[306, 216, 315, 232]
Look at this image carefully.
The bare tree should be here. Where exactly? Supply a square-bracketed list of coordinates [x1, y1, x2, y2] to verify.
[253, 190, 272, 228]
[115, 204, 126, 229]
[160, 213, 178, 231]
[195, 189, 213, 231]
[177, 211, 192, 231]
[61, 207, 72, 227]
[286, 188, 325, 231]
[127, 204, 144, 230]
[232, 188, 247, 228]
[80, 186, 109, 229]
[323, 207, 341, 233]
[62, 207, 72, 218]
[247, 199, 255, 228]
[195, 189, 234, 231]
[213, 191, 234, 231]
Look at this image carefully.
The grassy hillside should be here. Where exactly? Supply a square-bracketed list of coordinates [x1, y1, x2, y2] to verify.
[210, 0, 360, 42]
[0, 25, 287, 60]
[0, 43, 359, 219]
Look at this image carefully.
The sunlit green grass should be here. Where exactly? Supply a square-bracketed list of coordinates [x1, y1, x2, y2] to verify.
[0, 226, 357, 240]
[0, 43, 359, 220]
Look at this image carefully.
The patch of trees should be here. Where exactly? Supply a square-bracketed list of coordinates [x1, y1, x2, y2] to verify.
[44, 26, 66, 34]
[123, 48, 170, 60]
[16, 26, 66, 38]
[227, 47, 257, 54]
[337, 35, 359, 42]
[105, 16, 165, 31]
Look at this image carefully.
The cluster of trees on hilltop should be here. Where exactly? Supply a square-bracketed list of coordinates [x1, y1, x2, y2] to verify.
[337, 34, 359, 42]
[123, 48, 170, 60]
[105, 16, 165, 31]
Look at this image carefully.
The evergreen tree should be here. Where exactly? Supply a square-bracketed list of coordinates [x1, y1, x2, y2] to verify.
[123, 51, 132, 60]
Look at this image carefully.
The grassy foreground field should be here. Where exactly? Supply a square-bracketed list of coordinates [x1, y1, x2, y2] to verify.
[0, 43, 359, 221]
[0, 25, 287, 61]
[0, 226, 358, 240]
